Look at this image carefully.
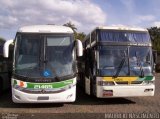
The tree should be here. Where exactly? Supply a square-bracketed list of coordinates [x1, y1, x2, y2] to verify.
[148, 27, 160, 51]
[63, 21, 77, 34]
[0, 37, 5, 45]
[63, 21, 86, 41]
[75, 32, 86, 41]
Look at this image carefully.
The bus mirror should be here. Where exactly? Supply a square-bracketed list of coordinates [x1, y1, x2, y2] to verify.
[3, 39, 14, 58]
[76, 39, 83, 57]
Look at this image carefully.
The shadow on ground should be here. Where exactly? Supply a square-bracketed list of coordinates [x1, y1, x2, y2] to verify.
[0, 86, 135, 108]
[71, 86, 136, 105]
[0, 90, 64, 108]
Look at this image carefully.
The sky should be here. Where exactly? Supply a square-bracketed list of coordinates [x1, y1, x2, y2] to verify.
[0, 0, 160, 40]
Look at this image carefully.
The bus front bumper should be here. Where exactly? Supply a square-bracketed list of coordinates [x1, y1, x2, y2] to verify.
[96, 85, 155, 98]
[12, 86, 76, 103]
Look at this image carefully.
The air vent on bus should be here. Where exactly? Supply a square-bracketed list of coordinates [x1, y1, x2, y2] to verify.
[115, 81, 143, 85]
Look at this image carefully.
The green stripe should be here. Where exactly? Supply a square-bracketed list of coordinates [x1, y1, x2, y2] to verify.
[13, 79, 74, 89]
[144, 76, 154, 81]
[13, 80, 17, 86]
[26, 79, 73, 89]
[137, 76, 154, 81]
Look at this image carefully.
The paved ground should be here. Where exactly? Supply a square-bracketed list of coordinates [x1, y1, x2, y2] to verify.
[0, 74, 160, 119]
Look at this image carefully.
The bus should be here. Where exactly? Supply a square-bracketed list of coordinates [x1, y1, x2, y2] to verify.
[3, 25, 83, 103]
[79, 26, 155, 98]
[0, 43, 13, 95]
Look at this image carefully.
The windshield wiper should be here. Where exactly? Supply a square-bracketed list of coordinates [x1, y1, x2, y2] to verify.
[135, 51, 144, 78]
[113, 58, 126, 78]
[113, 51, 126, 78]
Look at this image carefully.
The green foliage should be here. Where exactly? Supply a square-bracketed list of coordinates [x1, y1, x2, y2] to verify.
[63, 21, 77, 34]
[63, 21, 86, 41]
[148, 27, 160, 51]
[75, 32, 86, 41]
[0, 37, 5, 44]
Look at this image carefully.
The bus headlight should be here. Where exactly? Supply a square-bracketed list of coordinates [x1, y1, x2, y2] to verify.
[14, 85, 24, 91]
[98, 81, 115, 86]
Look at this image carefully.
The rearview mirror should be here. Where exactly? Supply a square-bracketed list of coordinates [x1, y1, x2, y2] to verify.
[76, 39, 83, 57]
[3, 39, 14, 58]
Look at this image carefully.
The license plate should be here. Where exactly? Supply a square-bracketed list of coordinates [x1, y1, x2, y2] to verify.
[103, 90, 113, 97]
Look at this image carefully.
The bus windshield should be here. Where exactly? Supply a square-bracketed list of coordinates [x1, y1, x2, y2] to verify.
[98, 46, 153, 77]
[14, 34, 75, 79]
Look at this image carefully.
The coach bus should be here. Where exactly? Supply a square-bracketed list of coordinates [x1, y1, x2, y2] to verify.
[3, 25, 83, 103]
[79, 26, 155, 98]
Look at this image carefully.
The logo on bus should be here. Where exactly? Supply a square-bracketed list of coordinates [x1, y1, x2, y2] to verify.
[42, 69, 52, 77]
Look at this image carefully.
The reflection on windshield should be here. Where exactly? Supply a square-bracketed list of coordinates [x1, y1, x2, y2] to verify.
[99, 46, 152, 76]
[99, 46, 128, 76]
[15, 34, 75, 79]
[99, 30, 150, 43]
[15, 35, 40, 71]
[46, 36, 74, 77]
[129, 47, 152, 76]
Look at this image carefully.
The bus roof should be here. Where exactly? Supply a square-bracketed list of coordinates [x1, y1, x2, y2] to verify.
[18, 25, 73, 33]
[94, 26, 148, 32]
[84, 26, 148, 41]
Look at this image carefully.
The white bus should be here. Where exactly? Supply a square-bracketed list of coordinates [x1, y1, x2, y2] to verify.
[3, 25, 83, 103]
[79, 26, 155, 98]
